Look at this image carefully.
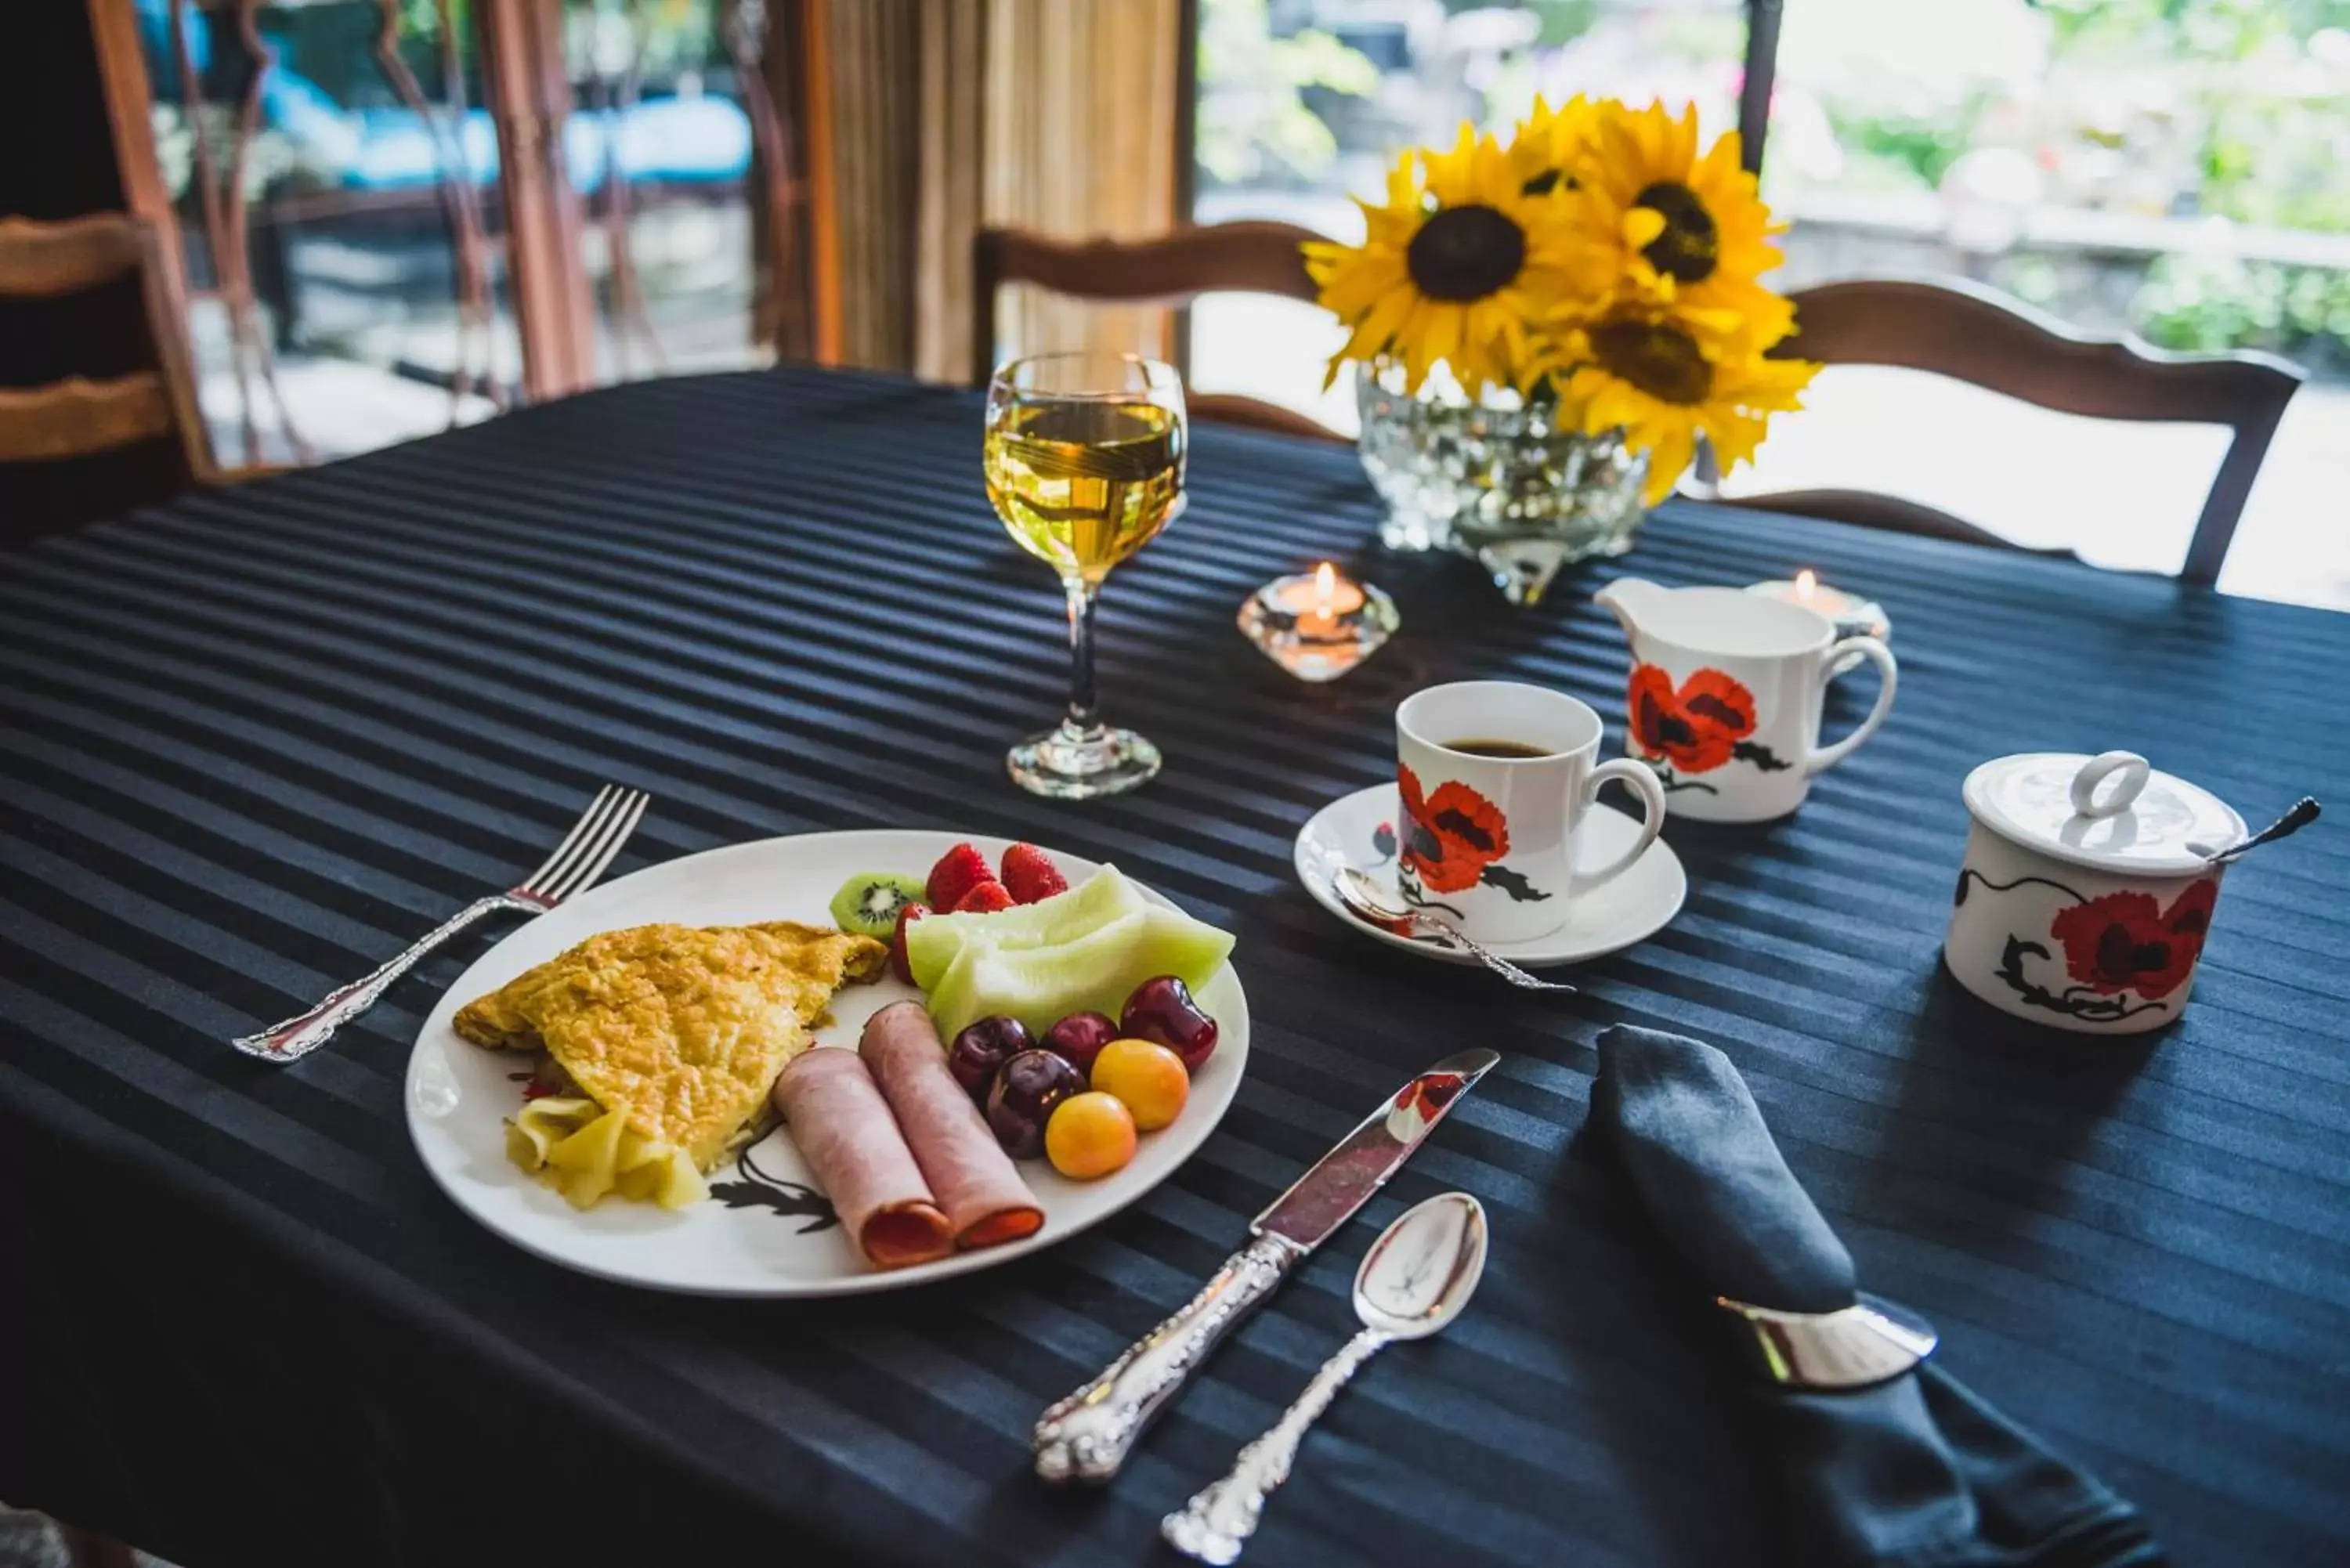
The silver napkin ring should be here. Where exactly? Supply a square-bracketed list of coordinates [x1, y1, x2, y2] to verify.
[1715, 1293, 1938, 1389]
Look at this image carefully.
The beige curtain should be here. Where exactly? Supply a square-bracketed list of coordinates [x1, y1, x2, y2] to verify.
[913, 0, 989, 381]
[813, 1, 920, 371]
[975, 0, 1182, 376]
[812, 0, 1182, 382]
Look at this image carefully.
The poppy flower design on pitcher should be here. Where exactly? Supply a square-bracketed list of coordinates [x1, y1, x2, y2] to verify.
[1625, 663, 1788, 793]
[1954, 869, 2218, 1022]
[1397, 764, 1550, 905]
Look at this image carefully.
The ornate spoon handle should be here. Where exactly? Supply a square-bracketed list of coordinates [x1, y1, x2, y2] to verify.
[1408, 912, 1577, 993]
[1162, 1326, 1393, 1564]
[1032, 1235, 1300, 1483]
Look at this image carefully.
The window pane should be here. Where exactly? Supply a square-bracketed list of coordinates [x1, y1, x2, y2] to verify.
[1191, 0, 1748, 429]
[1758, 0, 2350, 601]
[138, 0, 523, 464]
[559, 0, 773, 383]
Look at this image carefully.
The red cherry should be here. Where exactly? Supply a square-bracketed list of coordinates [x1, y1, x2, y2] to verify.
[1119, 976, 1218, 1073]
[1043, 1011, 1119, 1082]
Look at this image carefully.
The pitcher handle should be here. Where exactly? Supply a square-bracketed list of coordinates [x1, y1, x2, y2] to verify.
[1808, 637, 1898, 775]
[1574, 758, 1667, 894]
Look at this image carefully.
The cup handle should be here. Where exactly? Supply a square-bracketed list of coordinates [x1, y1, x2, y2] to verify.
[1807, 637, 1898, 776]
[1574, 758, 1667, 894]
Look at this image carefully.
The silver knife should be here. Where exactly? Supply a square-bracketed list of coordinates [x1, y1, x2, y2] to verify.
[1032, 1047, 1500, 1483]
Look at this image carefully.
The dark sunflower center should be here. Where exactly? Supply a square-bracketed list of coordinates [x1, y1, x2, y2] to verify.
[1634, 180, 1718, 283]
[1589, 318, 1712, 405]
[1406, 204, 1527, 302]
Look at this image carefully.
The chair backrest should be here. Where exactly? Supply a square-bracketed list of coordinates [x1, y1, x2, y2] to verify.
[0, 213, 208, 475]
[971, 222, 1344, 442]
[1751, 276, 2304, 585]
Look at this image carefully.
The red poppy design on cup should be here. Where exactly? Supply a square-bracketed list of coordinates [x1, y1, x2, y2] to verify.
[1627, 663, 1759, 774]
[1397, 764, 1509, 894]
[2048, 880, 2218, 999]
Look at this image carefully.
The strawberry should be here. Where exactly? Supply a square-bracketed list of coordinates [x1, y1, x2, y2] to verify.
[1000, 842, 1069, 905]
[890, 901, 930, 986]
[953, 880, 1015, 914]
[925, 842, 993, 914]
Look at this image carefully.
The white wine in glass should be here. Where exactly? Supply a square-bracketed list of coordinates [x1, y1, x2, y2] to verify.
[983, 352, 1187, 799]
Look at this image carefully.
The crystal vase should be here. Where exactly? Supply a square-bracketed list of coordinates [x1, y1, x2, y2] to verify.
[1354, 359, 1650, 605]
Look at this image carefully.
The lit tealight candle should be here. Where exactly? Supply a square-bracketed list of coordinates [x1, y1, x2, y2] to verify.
[1745, 568, 1889, 668]
[1794, 567, 1856, 618]
[1289, 561, 1365, 639]
[1237, 561, 1397, 682]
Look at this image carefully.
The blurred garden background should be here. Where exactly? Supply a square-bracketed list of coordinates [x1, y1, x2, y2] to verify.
[1191, 0, 2350, 606]
[128, 0, 2350, 605]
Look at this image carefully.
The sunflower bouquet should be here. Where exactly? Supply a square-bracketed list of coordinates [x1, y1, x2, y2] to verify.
[1305, 97, 1818, 508]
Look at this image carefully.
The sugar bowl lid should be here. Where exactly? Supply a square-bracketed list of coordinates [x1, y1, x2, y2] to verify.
[1961, 751, 2245, 876]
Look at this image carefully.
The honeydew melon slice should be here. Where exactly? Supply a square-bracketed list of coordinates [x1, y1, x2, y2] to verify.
[924, 905, 1236, 1041]
[905, 865, 1151, 991]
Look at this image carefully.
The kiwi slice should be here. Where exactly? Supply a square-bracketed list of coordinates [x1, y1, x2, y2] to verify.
[829, 872, 928, 939]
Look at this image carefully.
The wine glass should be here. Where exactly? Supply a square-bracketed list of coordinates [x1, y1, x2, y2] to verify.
[983, 352, 1188, 799]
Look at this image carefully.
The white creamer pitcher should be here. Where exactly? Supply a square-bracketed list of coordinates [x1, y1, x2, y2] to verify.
[1594, 578, 1898, 822]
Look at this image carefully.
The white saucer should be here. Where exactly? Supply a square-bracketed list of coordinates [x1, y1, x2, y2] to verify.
[1293, 784, 1687, 967]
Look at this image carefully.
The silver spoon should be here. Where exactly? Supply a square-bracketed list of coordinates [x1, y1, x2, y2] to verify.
[1333, 866, 1577, 993]
[2196, 796, 2320, 865]
[1162, 1193, 1490, 1564]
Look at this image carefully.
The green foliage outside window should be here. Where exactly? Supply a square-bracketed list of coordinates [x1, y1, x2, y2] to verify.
[1196, 0, 1379, 187]
[1195, 0, 2350, 365]
[2135, 253, 2350, 370]
[1830, 96, 1991, 193]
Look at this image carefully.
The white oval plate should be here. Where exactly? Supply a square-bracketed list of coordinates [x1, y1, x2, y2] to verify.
[1294, 785, 1686, 966]
[407, 830, 1247, 1297]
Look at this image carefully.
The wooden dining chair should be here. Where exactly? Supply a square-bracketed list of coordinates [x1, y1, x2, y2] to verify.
[1723, 276, 2304, 585]
[971, 222, 1347, 442]
[0, 212, 213, 482]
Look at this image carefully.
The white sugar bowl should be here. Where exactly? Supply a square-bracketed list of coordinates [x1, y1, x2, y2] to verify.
[1945, 751, 2244, 1035]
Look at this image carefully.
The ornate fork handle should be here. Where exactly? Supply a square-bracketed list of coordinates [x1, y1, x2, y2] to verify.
[233, 894, 533, 1062]
[1032, 1234, 1300, 1483]
[1162, 1326, 1393, 1563]
[1408, 913, 1575, 992]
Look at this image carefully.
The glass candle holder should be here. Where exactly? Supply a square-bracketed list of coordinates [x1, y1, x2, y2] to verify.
[1747, 569, 1889, 673]
[1237, 562, 1399, 683]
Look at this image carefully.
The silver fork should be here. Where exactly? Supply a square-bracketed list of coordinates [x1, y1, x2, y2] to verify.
[233, 786, 651, 1062]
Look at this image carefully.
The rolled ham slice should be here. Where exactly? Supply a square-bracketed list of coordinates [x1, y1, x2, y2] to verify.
[861, 1001, 1045, 1251]
[771, 1046, 953, 1270]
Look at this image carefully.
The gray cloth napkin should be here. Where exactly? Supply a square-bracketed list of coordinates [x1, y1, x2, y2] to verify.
[1592, 1024, 2164, 1568]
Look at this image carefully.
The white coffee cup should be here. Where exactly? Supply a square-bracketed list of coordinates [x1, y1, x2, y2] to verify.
[1394, 681, 1668, 944]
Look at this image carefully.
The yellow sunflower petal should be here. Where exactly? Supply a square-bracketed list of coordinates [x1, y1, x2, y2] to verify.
[1640, 428, 1694, 505]
[1621, 208, 1667, 250]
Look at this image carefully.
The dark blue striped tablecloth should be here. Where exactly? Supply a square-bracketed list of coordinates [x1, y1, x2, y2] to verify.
[3, 366, 2346, 1568]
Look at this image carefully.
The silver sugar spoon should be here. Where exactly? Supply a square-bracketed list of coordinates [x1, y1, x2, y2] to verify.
[1162, 1193, 1489, 1564]
[2196, 796, 2319, 865]
[1333, 865, 1577, 992]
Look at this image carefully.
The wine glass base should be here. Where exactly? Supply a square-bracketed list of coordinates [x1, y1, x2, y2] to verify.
[1007, 724, 1162, 800]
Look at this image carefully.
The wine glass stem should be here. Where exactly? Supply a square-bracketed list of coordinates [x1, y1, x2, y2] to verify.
[1063, 576, 1101, 736]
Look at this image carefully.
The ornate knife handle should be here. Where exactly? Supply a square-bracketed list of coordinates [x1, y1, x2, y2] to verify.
[1162, 1325, 1390, 1564]
[232, 895, 525, 1062]
[1032, 1234, 1300, 1483]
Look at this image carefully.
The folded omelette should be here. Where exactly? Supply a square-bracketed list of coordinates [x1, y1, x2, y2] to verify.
[456, 921, 888, 1208]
